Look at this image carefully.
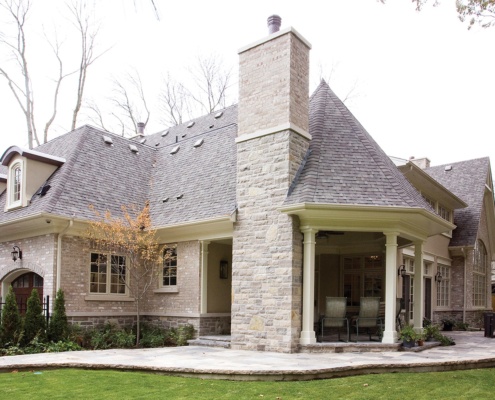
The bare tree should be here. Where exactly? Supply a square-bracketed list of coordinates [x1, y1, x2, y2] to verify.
[68, 0, 106, 131]
[0, 0, 106, 149]
[0, 0, 38, 148]
[158, 73, 191, 127]
[188, 54, 232, 115]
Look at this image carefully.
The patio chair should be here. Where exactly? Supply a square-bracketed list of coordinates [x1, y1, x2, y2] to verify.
[320, 297, 349, 342]
[353, 297, 383, 342]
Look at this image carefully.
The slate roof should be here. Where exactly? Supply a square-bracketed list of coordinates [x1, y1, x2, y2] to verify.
[425, 158, 491, 247]
[285, 81, 434, 211]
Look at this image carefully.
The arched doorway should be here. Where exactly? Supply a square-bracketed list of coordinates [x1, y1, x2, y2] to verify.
[11, 272, 44, 314]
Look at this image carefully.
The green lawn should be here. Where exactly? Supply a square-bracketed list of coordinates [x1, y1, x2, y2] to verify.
[1, 368, 494, 399]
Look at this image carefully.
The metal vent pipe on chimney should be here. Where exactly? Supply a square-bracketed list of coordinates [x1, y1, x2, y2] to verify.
[267, 15, 281, 34]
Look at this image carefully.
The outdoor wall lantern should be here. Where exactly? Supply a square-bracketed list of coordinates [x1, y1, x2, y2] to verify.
[398, 264, 406, 277]
[435, 271, 442, 283]
[11, 245, 22, 262]
[220, 260, 228, 279]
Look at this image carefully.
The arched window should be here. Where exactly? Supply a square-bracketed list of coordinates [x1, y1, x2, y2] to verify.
[162, 245, 177, 287]
[11, 163, 22, 204]
[473, 240, 488, 307]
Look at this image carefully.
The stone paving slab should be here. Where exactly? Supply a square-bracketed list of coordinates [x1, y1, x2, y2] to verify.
[0, 331, 494, 381]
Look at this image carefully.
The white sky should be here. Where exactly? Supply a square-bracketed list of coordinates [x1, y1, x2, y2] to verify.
[1, 0, 494, 171]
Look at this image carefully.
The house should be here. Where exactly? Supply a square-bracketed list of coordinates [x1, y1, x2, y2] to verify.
[0, 16, 493, 353]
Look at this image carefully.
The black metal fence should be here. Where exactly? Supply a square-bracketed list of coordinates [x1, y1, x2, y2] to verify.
[0, 295, 50, 325]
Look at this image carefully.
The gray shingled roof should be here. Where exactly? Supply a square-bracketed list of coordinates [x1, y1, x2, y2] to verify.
[425, 158, 491, 247]
[285, 81, 434, 211]
[0, 125, 154, 223]
[0, 106, 238, 228]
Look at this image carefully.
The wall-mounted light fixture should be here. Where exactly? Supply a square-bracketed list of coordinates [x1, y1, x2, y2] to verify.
[398, 264, 406, 277]
[11, 245, 22, 262]
[435, 271, 442, 282]
[220, 260, 228, 279]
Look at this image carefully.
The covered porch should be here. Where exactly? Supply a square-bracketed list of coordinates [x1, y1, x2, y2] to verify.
[280, 203, 454, 348]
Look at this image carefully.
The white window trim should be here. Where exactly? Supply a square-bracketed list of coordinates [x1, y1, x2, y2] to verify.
[159, 244, 178, 290]
[6, 160, 24, 210]
[86, 251, 130, 299]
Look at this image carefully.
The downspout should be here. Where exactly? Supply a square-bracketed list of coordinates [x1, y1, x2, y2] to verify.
[462, 247, 467, 323]
[56, 220, 73, 291]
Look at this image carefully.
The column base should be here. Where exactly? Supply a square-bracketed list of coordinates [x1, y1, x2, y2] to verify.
[299, 330, 317, 345]
[381, 330, 398, 344]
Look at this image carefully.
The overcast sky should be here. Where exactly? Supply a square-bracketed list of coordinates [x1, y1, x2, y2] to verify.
[1, 0, 494, 171]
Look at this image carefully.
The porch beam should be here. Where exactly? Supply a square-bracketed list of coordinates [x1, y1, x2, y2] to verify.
[300, 228, 318, 345]
[382, 232, 399, 344]
[412, 241, 425, 331]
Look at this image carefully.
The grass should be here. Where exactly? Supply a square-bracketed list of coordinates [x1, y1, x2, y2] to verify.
[1, 368, 495, 399]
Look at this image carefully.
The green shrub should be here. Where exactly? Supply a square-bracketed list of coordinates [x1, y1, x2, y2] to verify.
[1, 286, 21, 345]
[87, 322, 136, 349]
[48, 289, 69, 342]
[166, 324, 195, 346]
[45, 340, 82, 352]
[23, 288, 46, 345]
[140, 325, 166, 348]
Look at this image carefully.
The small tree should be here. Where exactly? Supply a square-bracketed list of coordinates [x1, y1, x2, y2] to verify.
[1, 286, 21, 345]
[23, 288, 46, 345]
[48, 289, 69, 342]
[87, 202, 160, 346]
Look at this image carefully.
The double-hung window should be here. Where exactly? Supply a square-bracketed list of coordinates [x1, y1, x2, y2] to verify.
[162, 245, 177, 287]
[473, 240, 487, 307]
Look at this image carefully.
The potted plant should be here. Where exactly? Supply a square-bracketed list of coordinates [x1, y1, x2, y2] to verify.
[399, 325, 418, 348]
[417, 332, 425, 346]
[441, 317, 456, 331]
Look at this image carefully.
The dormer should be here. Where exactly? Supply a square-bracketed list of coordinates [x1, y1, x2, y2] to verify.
[1, 146, 65, 211]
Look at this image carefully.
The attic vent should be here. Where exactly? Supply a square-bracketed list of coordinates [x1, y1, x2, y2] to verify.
[170, 145, 180, 154]
[193, 138, 204, 148]
[139, 138, 146, 144]
[162, 197, 169, 203]
[214, 111, 223, 119]
[155, 142, 160, 146]
[176, 194, 183, 200]
[181, 133, 187, 138]
[445, 165, 452, 172]
[36, 184, 51, 197]
[161, 130, 169, 137]
[129, 144, 139, 153]
[187, 121, 195, 128]
[209, 124, 214, 129]
[103, 135, 113, 145]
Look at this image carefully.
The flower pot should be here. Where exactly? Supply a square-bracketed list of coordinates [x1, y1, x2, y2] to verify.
[402, 339, 415, 348]
[417, 339, 424, 346]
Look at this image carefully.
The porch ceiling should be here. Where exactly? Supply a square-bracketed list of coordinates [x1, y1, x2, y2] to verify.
[279, 203, 454, 242]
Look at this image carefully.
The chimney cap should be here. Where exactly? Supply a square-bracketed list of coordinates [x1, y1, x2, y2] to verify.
[267, 14, 282, 34]
[137, 122, 145, 136]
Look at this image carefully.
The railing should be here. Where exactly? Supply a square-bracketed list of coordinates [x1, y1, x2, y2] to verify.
[0, 295, 50, 325]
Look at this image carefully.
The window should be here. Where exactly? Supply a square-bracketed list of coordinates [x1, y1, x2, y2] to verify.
[438, 204, 452, 222]
[162, 245, 177, 287]
[7, 162, 23, 207]
[89, 253, 127, 295]
[436, 264, 450, 308]
[343, 255, 383, 306]
[473, 240, 487, 307]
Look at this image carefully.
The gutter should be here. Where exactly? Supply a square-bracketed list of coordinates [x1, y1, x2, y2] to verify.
[462, 247, 467, 323]
[56, 219, 73, 291]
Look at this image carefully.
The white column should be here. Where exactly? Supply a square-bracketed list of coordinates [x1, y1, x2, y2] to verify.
[300, 228, 317, 345]
[200, 240, 210, 314]
[413, 241, 425, 331]
[382, 232, 399, 344]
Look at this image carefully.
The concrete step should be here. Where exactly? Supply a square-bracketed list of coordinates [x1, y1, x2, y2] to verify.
[188, 335, 231, 349]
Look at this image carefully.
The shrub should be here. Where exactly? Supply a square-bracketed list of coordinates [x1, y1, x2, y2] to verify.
[140, 325, 166, 348]
[22, 289, 46, 345]
[48, 289, 69, 342]
[87, 322, 136, 349]
[166, 324, 195, 346]
[1, 286, 21, 345]
[45, 340, 82, 352]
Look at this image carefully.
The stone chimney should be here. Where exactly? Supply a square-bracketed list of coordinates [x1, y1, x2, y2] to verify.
[231, 17, 312, 353]
[409, 156, 431, 169]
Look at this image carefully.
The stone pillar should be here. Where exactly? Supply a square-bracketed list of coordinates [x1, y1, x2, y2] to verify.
[231, 26, 311, 353]
[413, 241, 425, 330]
[382, 232, 399, 344]
[200, 240, 210, 314]
[300, 228, 317, 344]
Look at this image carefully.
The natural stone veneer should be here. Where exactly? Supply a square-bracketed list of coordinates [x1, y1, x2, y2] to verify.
[232, 28, 310, 353]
